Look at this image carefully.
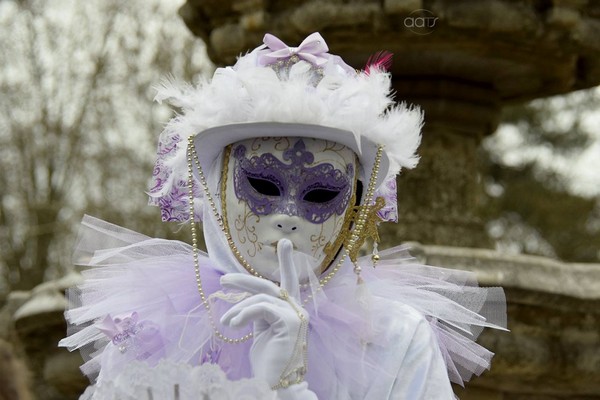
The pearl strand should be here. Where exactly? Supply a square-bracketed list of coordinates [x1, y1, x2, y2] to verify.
[187, 138, 253, 344]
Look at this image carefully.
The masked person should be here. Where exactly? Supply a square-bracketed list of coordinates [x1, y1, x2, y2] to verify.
[60, 33, 507, 399]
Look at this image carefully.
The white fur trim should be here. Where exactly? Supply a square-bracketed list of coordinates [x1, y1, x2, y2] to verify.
[155, 48, 422, 180]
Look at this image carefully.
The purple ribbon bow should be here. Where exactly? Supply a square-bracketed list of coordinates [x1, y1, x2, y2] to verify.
[97, 312, 162, 357]
[258, 32, 330, 67]
[97, 312, 143, 348]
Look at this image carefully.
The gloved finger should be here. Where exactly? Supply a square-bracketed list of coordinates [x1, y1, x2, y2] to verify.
[277, 239, 300, 301]
[221, 273, 280, 297]
[220, 296, 293, 328]
[221, 294, 286, 326]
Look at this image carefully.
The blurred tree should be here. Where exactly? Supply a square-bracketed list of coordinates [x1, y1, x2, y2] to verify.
[482, 88, 600, 262]
[0, 0, 211, 295]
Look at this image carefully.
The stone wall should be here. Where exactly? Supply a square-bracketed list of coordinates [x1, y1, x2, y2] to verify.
[415, 244, 600, 399]
[5, 247, 599, 399]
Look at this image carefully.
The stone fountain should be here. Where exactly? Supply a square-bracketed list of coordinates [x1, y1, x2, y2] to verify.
[177, 0, 600, 398]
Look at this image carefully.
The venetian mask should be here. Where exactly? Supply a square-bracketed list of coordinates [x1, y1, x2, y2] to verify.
[220, 137, 358, 281]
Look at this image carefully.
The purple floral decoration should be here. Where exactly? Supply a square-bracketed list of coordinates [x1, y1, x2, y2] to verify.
[201, 345, 223, 365]
[97, 312, 162, 359]
[148, 133, 203, 222]
[374, 176, 398, 222]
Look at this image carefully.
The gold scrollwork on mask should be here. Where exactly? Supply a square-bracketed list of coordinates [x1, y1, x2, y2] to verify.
[309, 224, 327, 257]
[322, 140, 348, 155]
[251, 137, 291, 152]
[233, 208, 262, 258]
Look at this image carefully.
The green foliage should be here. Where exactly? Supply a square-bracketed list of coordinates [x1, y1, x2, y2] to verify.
[482, 89, 600, 262]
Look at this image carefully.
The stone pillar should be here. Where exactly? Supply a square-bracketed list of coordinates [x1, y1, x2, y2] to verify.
[385, 78, 501, 248]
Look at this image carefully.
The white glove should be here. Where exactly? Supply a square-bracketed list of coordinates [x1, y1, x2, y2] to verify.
[221, 239, 316, 399]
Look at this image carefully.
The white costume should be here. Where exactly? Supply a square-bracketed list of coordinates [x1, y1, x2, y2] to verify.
[60, 33, 506, 399]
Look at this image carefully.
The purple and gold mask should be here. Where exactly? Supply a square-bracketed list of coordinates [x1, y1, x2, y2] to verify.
[221, 137, 357, 281]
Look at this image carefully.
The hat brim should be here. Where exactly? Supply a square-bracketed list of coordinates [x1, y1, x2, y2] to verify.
[193, 122, 389, 189]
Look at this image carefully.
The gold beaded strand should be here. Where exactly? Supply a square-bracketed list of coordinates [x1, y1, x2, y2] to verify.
[343, 146, 384, 280]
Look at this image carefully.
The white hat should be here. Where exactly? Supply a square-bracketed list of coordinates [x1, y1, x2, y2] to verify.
[149, 32, 423, 223]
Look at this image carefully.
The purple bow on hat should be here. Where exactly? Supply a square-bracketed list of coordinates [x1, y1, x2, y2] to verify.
[258, 32, 330, 67]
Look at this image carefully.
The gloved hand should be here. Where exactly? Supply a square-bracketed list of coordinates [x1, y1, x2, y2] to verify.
[221, 239, 316, 399]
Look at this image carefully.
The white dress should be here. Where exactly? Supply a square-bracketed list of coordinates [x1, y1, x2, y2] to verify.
[60, 215, 506, 399]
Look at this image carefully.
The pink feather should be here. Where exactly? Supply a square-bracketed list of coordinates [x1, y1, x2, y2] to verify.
[364, 51, 394, 75]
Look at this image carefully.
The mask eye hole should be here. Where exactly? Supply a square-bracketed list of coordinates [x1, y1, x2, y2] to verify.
[247, 176, 281, 196]
[303, 188, 341, 203]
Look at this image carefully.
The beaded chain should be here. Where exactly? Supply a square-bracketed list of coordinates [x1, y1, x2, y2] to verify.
[271, 289, 309, 390]
[187, 139, 253, 344]
[186, 137, 383, 340]
[343, 146, 385, 278]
